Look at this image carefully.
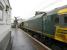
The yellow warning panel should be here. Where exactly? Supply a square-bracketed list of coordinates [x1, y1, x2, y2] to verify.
[55, 26, 67, 43]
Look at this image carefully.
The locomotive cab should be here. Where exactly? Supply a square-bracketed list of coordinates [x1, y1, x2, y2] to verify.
[55, 8, 67, 43]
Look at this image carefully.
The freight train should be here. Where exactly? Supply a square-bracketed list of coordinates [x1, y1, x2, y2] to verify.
[20, 5, 67, 50]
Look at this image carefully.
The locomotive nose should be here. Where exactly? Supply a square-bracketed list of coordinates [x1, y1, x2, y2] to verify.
[55, 26, 67, 43]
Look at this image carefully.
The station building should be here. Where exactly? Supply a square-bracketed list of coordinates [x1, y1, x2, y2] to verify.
[0, 0, 11, 50]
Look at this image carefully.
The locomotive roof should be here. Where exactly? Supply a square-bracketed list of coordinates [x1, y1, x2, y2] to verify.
[29, 13, 45, 20]
[47, 5, 67, 15]
[22, 13, 46, 22]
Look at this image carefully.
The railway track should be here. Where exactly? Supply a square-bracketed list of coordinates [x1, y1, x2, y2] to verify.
[24, 30, 51, 50]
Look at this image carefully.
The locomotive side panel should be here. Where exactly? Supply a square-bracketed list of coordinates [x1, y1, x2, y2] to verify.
[23, 14, 44, 34]
[28, 17, 42, 33]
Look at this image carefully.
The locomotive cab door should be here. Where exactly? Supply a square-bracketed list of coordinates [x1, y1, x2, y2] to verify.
[44, 14, 57, 38]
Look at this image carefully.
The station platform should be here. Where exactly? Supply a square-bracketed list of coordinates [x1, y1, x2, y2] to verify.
[11, 28, 51, 50]
[11, 28, 37, 50]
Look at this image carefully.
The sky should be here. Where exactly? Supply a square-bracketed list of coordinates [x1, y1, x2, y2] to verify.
[9, 0, 67, 20]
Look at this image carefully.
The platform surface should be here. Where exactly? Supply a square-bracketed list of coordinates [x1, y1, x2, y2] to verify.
[11, 28, 37, 50]
[0, 25, 11, 42]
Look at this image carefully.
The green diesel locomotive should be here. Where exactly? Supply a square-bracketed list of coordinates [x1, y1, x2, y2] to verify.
[20, 5, 67, 50]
